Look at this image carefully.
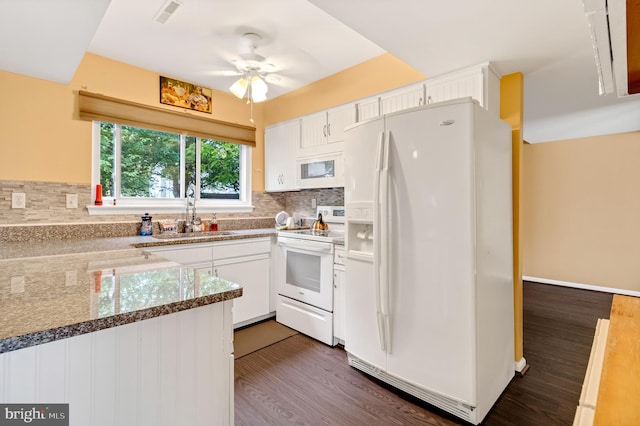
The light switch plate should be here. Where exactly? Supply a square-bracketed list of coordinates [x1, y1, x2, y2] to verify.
[11, 192, 26, 209]
[66, 193, 78, 209]
[11, 276, 25, 293]
[65, 270, 78, 286]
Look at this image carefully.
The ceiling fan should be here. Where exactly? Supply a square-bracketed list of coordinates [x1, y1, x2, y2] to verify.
[227, 32, 281, 104]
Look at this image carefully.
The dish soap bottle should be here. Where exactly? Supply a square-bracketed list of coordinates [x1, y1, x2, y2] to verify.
[209, 213, 218, 232]
[140, 213, 153, 236]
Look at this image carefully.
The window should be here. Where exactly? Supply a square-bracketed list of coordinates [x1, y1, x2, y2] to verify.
[92, 122, 252, 214]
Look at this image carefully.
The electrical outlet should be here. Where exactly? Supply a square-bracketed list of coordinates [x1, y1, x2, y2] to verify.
[66, 193, 78, 209]
[311, 198, 317, 209]
[11, 192, 26, 209]
[65, 270, 77, 286]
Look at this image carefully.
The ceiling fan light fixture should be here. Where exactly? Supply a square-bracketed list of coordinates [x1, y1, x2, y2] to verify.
[229, 77, 248, 99]
[250, 75, 268, 102]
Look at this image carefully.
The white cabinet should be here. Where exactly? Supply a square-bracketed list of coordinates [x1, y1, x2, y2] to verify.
[299, 103, 356, 155]
[212, 238, 271, 327]
[425, 63, 500, 116]
[265, 119, 300, 192]
[333, 246, 346, 344]
[270, 237, 285, 314]
[0, 301, 234, 426]
[357, 95, 381, 122]
[380, 82, 426, 115]
[144, 238, 273, 328]
[142, 242, 213, 265]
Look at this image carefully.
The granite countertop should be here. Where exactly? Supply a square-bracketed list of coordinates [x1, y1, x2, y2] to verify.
[0, 228, 277, 260]
[0, 228, 277, 354]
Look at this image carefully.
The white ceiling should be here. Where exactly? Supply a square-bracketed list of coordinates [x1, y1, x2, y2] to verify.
[2, 0, 639, 143]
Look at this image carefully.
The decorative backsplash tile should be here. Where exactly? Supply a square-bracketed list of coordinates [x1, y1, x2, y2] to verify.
[0, 180, 344, 241]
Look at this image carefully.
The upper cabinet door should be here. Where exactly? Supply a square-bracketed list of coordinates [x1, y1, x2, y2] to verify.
[299, 103, 356, 156]
[425, 69, 483, 106]
[357, 96, 380, 122]
[265, 119, 300, 192]
[326, 103, 357, 144]
[424, 63, 500, 115]
[380, 83, 426, 115]
[300, 111, 328, 152]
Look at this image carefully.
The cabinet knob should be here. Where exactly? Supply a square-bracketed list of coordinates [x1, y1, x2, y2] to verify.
[323, 124, 327, 137]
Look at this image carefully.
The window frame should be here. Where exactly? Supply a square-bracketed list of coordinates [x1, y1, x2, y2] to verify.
[88, 121, 253, 215]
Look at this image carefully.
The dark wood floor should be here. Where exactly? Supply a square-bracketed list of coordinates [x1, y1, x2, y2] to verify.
[234, 281, 613, 425]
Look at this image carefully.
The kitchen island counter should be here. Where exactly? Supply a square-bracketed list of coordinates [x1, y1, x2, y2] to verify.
[0, 248, 242, 354]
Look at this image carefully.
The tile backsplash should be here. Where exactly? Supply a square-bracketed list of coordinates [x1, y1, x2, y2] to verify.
[0, 180, 343, 239]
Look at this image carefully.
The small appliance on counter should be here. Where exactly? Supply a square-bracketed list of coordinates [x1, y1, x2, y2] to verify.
[275, 210, 289, 229]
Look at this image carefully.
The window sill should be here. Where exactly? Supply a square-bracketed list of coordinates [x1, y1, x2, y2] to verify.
[86, 204, 255, 215]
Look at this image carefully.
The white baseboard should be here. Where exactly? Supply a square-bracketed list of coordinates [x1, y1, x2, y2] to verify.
[523, 276, 640, 297]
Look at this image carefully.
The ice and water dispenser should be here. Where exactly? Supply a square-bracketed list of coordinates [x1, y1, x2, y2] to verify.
[346, 203, 374, 257]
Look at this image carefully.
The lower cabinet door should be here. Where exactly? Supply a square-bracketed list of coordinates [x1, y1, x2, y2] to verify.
[213, 255, 271, 327]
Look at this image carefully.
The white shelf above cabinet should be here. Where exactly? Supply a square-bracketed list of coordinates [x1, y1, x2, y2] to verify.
[425, 63, 500, 116]
[380, 82, 426, 115]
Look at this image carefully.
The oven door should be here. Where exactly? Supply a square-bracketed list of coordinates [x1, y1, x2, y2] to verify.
[277, 236, 334, 312]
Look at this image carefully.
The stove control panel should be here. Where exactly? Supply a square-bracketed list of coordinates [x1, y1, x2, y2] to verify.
[317, 206, 345, 224]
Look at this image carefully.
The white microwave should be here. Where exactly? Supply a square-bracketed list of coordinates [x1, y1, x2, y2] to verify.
[296, 153, 343, 189]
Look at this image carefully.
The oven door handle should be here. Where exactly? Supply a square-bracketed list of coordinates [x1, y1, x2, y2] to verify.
[278, 238, 334, 254]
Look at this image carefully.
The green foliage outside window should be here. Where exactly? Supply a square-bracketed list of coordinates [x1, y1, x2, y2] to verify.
[100, 122, 240, 199]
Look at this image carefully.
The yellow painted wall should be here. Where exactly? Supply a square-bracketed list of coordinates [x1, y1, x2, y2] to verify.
[0, 52, 424, 191]
[522, 131, 640, 292]
[0, 53, 265, 190]
[264, 53, 426, 126]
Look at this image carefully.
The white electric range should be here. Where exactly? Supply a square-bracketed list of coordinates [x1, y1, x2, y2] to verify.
[275, 206, 344, 346]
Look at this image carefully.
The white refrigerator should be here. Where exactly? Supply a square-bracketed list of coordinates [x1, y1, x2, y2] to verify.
[343, 98, 514, 425]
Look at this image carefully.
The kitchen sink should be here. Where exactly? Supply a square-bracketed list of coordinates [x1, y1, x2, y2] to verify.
[152, 231, 239, 239]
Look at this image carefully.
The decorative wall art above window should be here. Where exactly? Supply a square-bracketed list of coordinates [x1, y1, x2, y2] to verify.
[160, 76, 213, 113]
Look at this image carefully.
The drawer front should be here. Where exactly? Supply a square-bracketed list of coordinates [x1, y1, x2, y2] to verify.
[334, 246, 346, 266]
[212, 238, 271, 260]
[144, 243, 213, 264]
[276, 296, 335, 346]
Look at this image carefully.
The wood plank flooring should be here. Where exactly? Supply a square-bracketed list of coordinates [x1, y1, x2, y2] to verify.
[234, 282, 613, 425]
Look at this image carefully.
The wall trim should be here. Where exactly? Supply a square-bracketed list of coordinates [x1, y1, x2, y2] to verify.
[523, 276, 640, 297]
[514, 357, 528, 374]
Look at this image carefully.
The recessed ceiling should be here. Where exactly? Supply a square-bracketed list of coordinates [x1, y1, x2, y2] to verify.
[87, 0, 386, 100]
[1, 0, 639, 143]
[0, 0, 111, 83]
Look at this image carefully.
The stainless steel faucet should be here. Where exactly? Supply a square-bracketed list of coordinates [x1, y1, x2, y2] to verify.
[185, 184, 202, 233]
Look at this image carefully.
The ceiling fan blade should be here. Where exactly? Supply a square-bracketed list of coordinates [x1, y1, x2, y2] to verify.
[208, 69, 243, 77]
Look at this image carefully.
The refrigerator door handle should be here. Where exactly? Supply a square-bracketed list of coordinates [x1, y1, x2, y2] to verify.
[380, 131, 391, 354]
[373, 131, 388, 353]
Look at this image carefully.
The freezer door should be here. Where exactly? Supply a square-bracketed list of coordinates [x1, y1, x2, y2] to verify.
[343, 257, 387, 370]
[383, 102, 477, 405]
[343, 117, 387, 370]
